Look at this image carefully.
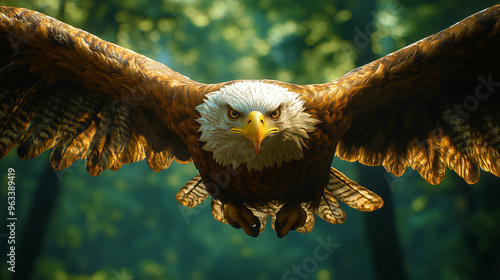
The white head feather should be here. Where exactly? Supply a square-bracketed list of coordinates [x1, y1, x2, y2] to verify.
[196, 81, 319, 171]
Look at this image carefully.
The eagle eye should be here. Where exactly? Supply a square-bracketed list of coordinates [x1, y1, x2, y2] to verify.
[227, 108, 240, 120]
[270, 107, 281, 120]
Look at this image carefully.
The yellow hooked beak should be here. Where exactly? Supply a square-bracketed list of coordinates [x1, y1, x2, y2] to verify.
[230, 111, 279, 154]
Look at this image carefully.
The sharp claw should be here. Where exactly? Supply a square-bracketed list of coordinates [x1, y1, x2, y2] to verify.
[231, 223, 241, 229]
[223, 204, 260, 237]
[249, 219, 261, 237]
[249, 227, 260, 237]
[292, 208, 307, 231]
[275, 221, 284, 238]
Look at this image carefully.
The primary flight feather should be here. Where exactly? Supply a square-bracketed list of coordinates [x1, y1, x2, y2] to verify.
[0, 5, 499, 237]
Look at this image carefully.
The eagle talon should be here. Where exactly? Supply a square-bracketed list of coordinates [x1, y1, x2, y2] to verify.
[275, 221, 284, 238]
[223, 204, 260, 237]
[231, 223, 241, 229]
[275, 205, 307, 238]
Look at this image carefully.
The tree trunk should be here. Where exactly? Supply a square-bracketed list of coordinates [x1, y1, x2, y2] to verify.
[359, 165, 407, 280]
[13, 164, 61, 280]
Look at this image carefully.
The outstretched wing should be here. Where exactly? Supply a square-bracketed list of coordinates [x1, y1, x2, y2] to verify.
[315, 5, 500, 184]
[0, 6, 216, 175]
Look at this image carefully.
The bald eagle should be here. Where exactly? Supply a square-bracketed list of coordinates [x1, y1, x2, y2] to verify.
[0, 6, 499, 237]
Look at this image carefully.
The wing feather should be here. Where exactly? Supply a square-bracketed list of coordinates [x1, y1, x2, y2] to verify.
[0, 7, 215, 174]
[312, 5, 500, 185]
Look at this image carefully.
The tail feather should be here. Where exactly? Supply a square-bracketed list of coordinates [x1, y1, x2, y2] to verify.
[326, 167, 384, 212]
[176, 174, 209, 207]
[178, 169, 383, 234]
[315, 190, 346, 225]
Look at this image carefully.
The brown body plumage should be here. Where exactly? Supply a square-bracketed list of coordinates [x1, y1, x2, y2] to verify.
[1, 5, 499, 237]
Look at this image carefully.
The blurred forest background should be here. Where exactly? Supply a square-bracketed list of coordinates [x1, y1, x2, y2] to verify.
[1, 0, 499, 279]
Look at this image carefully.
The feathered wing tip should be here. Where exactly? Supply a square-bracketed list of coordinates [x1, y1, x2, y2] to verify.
[314, 167, 384, 225]
[0, 7, 195, 176]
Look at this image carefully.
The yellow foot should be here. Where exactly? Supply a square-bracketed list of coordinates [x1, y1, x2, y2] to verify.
[223, 205, 261, 237]
[275, 205, 307, 238]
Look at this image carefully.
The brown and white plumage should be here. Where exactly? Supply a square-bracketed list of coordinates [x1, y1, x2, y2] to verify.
[0, 5, 499, 237]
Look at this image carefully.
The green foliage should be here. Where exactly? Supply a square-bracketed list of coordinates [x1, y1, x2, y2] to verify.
[0, 0, 499, 280]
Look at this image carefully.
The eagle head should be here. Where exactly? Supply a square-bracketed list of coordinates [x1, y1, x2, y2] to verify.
[196, 81, 319, 171]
